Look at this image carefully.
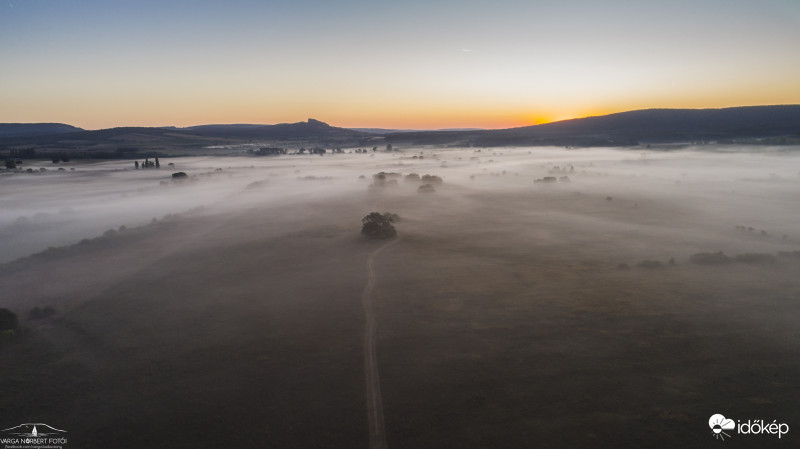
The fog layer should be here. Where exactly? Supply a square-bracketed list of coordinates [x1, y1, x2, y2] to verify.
[2, 146, 799, 263]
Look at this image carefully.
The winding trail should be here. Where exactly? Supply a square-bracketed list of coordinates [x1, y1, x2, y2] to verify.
[362, 236, 402, 449]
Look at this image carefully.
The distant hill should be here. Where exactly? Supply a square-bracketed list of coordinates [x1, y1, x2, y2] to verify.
[2, 107, 799, 151]
[181, 119, 368, 140]
[0, 119, 374, 151]
[386, 105, 800, 146]
[0, 123, 83, 137]
[351, 127, 485, 134]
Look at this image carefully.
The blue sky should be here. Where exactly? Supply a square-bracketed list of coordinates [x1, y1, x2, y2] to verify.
[1, 0, 798, 128]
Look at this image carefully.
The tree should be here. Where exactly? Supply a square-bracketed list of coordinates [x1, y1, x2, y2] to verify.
[29, 306, 56, 320]
[361, 212, 397, 239]
[0, 308, 18, 331]
[4, 159, 16, 169]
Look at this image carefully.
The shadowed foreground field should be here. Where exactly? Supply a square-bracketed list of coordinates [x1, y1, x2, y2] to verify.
[2, 150, 800, 448]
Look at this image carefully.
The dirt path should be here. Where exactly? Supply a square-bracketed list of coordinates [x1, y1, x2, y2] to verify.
[362, 236, 401, 449]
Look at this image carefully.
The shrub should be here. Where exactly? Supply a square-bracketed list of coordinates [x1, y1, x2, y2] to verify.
[418, 184, 436, 193]
[29, 306, 56, 320]
[778, 251, 800, 260]
[734, 253, 775, 264]
[0, 308, 18, 331]
[689, 252, 731, 265]
[421, 174, 443, 184]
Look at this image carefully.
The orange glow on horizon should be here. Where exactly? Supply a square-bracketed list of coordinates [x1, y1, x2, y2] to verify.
[5, 101, 796, 131]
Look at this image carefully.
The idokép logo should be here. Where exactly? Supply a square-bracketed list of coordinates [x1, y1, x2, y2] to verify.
[709, 413, 789, 441]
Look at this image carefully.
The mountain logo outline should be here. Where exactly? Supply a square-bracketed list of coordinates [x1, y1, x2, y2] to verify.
[1, 423, 67, 437]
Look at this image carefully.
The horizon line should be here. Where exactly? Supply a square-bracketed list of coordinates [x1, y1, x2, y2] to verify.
[4, 104, 798, 132]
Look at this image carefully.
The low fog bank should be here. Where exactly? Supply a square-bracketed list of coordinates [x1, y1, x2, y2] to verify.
[1, 145, 799, 264]
[3, 144, 800, 448]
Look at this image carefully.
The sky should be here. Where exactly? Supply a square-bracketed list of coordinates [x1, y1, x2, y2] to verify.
[1, 0, 799, 130]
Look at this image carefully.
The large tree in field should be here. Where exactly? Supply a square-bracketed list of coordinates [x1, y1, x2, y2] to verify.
[361, 212, 397, 239]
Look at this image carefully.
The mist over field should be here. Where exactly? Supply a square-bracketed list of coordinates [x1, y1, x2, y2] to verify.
[2, 145, 800, 448]
[2, 146, 799, 263]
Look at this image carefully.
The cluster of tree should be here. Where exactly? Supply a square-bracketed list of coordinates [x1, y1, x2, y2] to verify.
[3, 149, 34, 169]
[548, 165, 574, 174]
[370, 172, 402, 188]
[7, 148, 37, 159]
[252, 147, 287, 156]
[361, 212, 398, 239]
[534, 176, 570, 183]
[50, 154, 71, 163]
[135, 157, 160, 169]
[251, 146, 362, 156]
[4, 148, 172, 165]
[689, 251, 777, 265]
[421, 174, 443, 184]
[0, 308, 19, 342]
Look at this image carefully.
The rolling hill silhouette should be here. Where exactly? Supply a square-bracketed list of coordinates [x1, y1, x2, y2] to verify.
[1, 106, 798, 149]
[384, 105, 800, 146]
[0, 123, 83, 137]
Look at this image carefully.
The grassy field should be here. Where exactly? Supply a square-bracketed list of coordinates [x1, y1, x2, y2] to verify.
[1, 148, 799, 448]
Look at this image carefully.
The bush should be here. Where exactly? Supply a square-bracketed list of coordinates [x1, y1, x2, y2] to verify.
[29, 306, 56, 320]
[734, 253, 775, 264]
[361, 212, 397, 239]
[778, 251, 800, 260]
[418, 184, 436, 193]
[0, 308, 18, 331]
[637, 260, 663, 269]
[0, 329, 16, 343]
[689, 252, 731, 265]
[421, 174, 443, 185]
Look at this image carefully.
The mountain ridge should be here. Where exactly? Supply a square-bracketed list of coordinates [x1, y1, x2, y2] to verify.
[2, 106, 799, 149]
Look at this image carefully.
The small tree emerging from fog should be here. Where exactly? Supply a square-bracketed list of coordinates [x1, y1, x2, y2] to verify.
[0, 308, 18, 331]
[421, 174, 443, 185]
[29, 306, 56, 320]
[361, 212, 397, 239]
